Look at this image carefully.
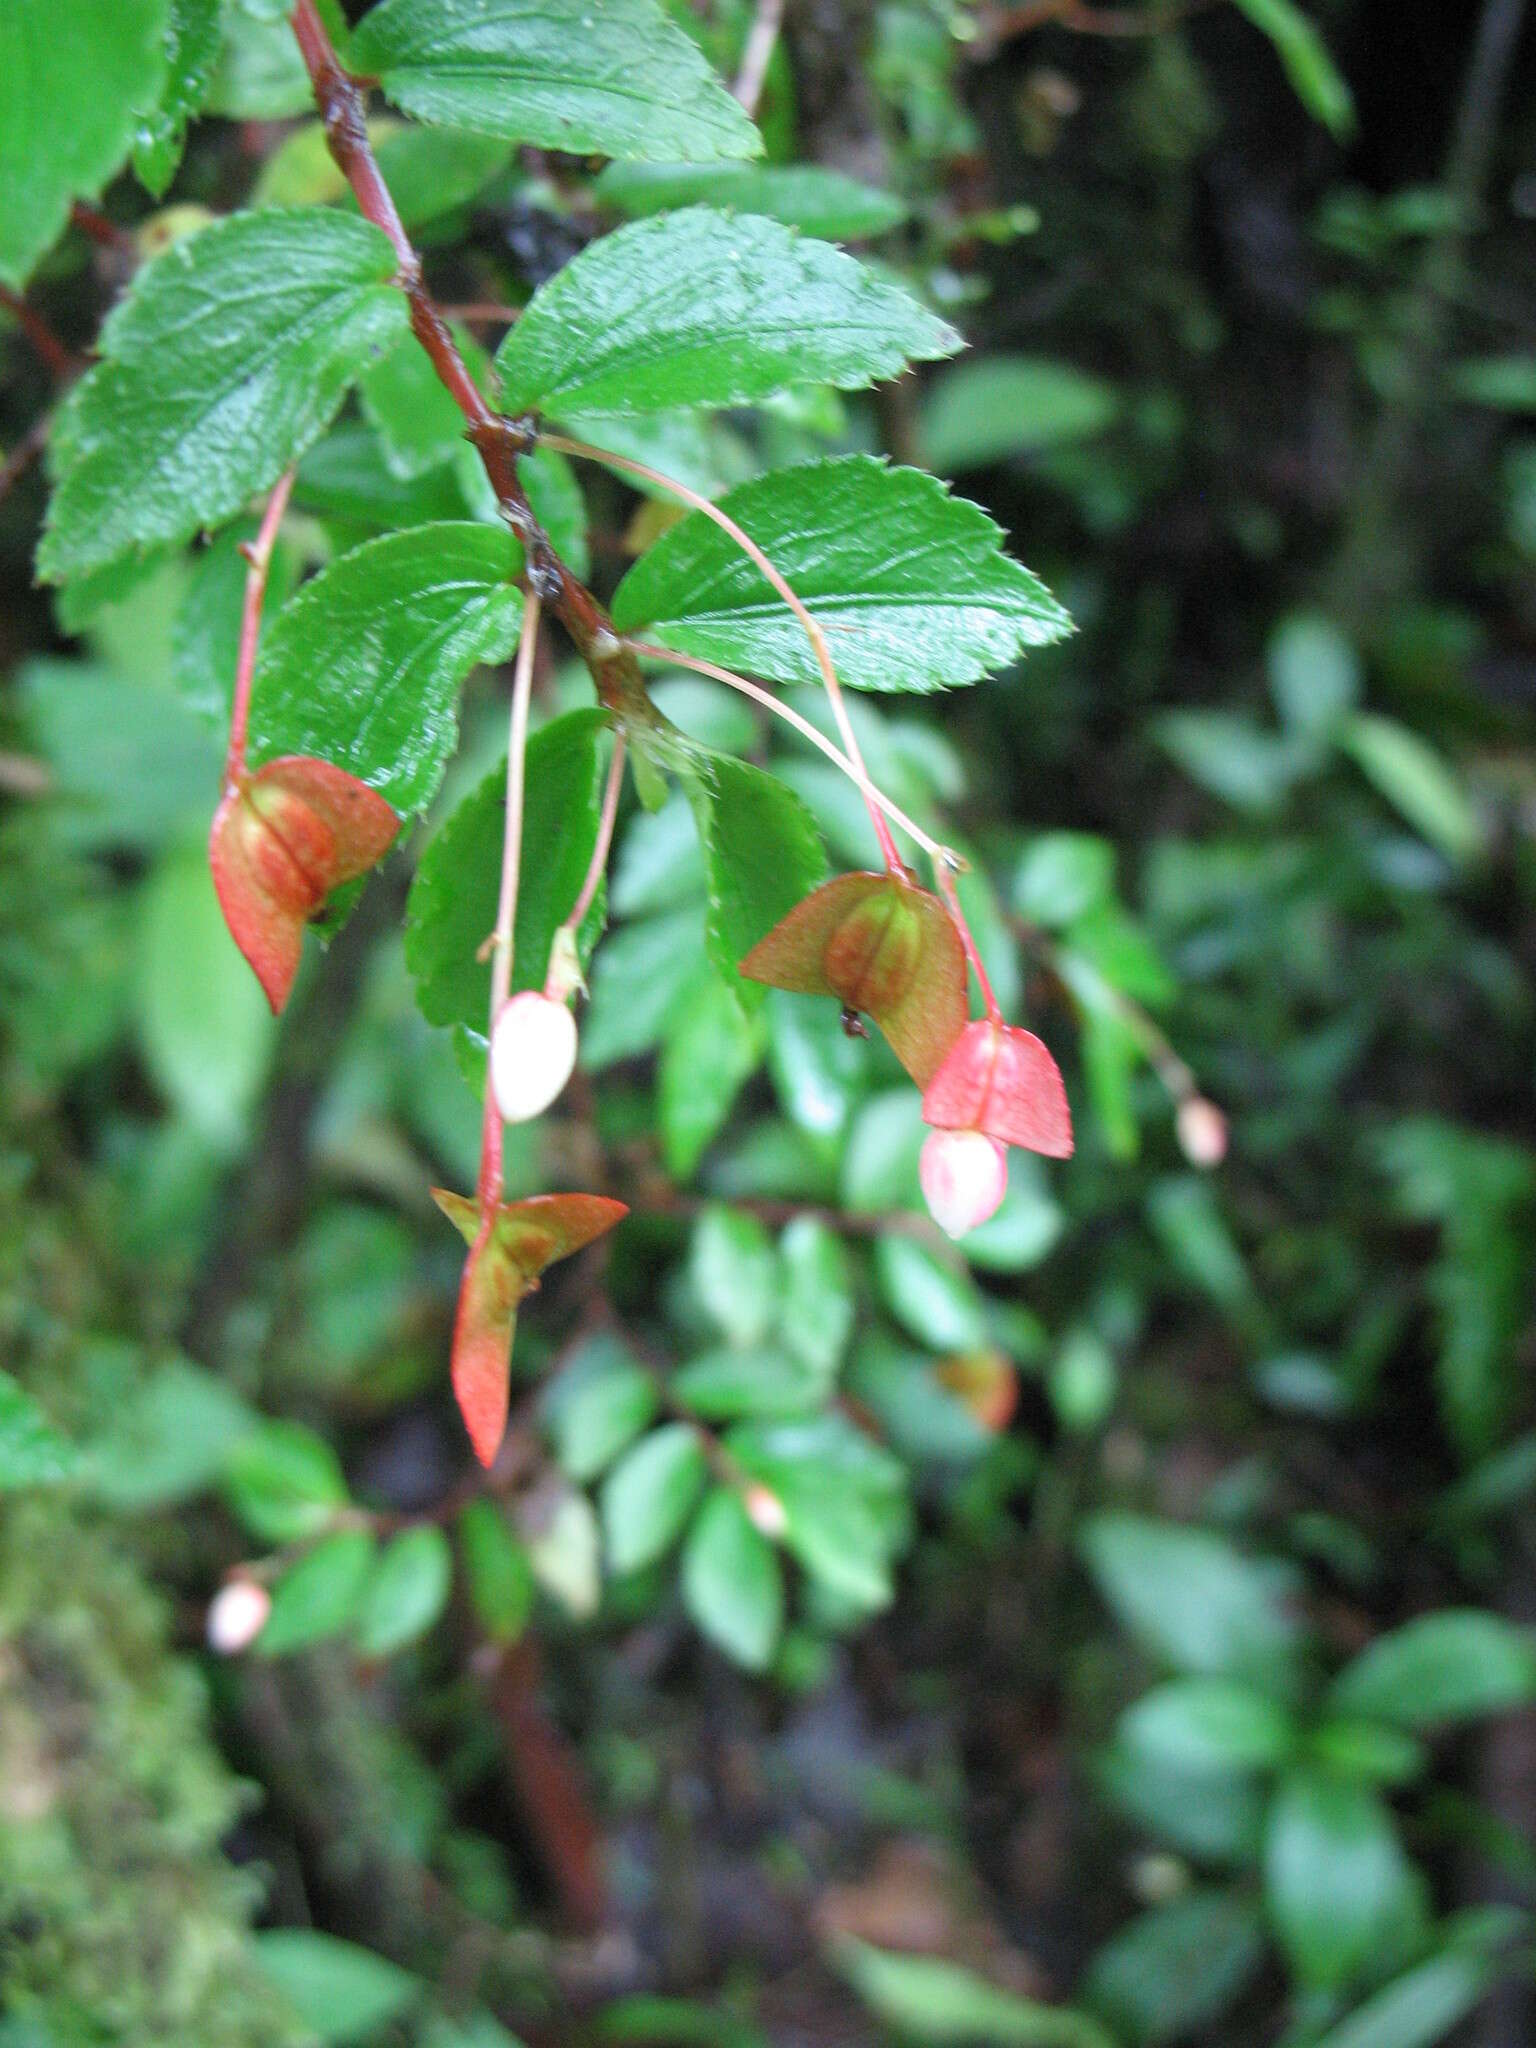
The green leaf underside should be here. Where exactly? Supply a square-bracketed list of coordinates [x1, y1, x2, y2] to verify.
[0, 0, 168, 288]
[134, 0, 225, 197]
[39, 209, 408, 585]
[920, 356, 1121, 472]
[682, 749, 829, 991]
[248, 523, 523, 815]
[595, 161, 908, 241]
[615, 455, 1072, 693]
[405, 710, 609, 1030]
[349, 0, 760, 162]
[495, 209, 960, 418]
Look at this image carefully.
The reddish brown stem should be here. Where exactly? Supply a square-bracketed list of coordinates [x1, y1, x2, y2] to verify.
[0, 286, 78, 379]
[225, 466, 297, 783]
[69, 201, 133, 250]
[0, 412, 51, 510]
[438, 300, 522, 326]
[936, 861, 1003, 1024]
[288, 0, 655, 733]
[490, 1637, 607, 1930]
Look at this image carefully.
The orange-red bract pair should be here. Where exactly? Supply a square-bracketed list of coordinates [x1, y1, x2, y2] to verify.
[210, 755, 399, 1012]
[922, 1018, 1073, 1159]
[435, 1188, 629, 1466]
[739, 871, 966, 1087]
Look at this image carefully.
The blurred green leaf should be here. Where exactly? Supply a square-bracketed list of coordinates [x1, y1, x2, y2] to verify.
[1083, 1892, 1265, 2047]
[1330, 1611, 1536, 1729]
[1082, 1513, 1303, 1686]
[256, 1930, 420, 2043]
[1264, 1768, 1423, 1988]
[600, 1422, 709, 1574]
[1229, 0, 1355, 138]
[545, 1335, 659, 1483]
[459, 1499, 534, 1643]
[259, 1529, 377, 1656]
[681, 1486, 783, 1670]
[1339, 713, 1483, 864]
[355, 1525, 453, 1658]
[223, 1420, 349, 1546]
[832, 1938, 1115, 2047]
[921, 358, 1120, 471]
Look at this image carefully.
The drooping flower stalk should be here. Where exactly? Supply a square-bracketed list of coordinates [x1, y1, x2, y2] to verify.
[479, 591, 543, 1203]
[623, 640, 946, 864]
[547, 731, 627, 996]
[224, 464, 296, 784]
[542, 432, 905, 876]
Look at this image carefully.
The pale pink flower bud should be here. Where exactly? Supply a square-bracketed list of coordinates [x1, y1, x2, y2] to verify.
[920, 1127, 1009, 1239]
[1176, 1096, 1228, 1168]
[743, 1481, 788, 1539]
[490, 990, 578, 1123]
[206, 1577, 271, 1655]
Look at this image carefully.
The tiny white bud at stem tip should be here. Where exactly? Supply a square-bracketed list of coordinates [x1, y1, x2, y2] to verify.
[491, 991, 578, 1123]
[207, 1578, 271, 1655]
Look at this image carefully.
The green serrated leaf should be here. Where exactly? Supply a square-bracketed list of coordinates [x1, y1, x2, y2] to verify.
[681, 1486, 783, 1670]
[496, 209, 959, 418]
[0, 1371, 80, 1490]
[0, 0, 169, 287]
[350, 0, 760, 161]
[248, 522, 523, 814]
[39, 208, 408, 584]
[614, 455, 1069, 693]
[600, 1422, 708, 1573]
[134, 0, 226, 197]
[404, 708, 609, 1029]
[595, 161, 907, 240]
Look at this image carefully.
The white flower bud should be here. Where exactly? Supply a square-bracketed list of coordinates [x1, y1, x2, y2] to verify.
[490, 990, 578, 1123]
[1176, 1096, 1228, 1168]
[206, 1577, 271, 1655]
[920, 1126, 1009, 1239]
[742, 1482, 788, 1539]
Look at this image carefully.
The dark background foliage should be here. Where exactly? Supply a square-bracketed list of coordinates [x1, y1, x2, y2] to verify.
[2, 3, 1534, 2045]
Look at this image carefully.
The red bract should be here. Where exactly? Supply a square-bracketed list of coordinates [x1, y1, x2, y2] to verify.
[433, 1189, 629, 1466]
[739, 871, 966, 1087]
[922, 1019, 1073, 1158]
[210, 755, 398, 1013]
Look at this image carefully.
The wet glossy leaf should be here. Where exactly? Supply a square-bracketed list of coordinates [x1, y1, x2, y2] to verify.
[39, 210, 408, 583]
[249, 524, 523, 816]
[350, 0, 760, 162]
[0, 0, 168, 287]
[616, 457, 1069, 694]
[496, 210, 959, 418]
